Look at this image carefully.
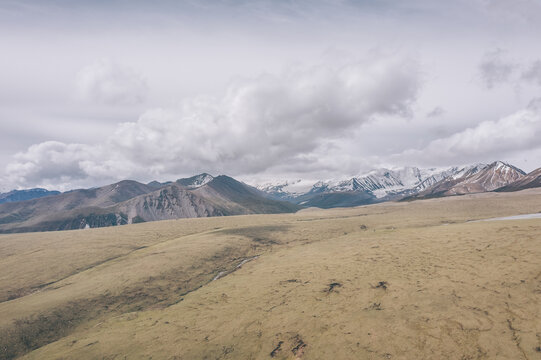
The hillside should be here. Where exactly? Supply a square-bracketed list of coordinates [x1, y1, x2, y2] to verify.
[1, 188, 540, 359]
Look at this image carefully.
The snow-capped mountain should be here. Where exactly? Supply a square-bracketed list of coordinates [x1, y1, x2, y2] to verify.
[408, 164, 486, 194]
[413, 161, 525, 198]
[305, 166, 470, 199]
[254, 162, 525, 207]
[256, 179, 318, 201]
[254, 165, 474, 204]
[176, 173, 214, 189]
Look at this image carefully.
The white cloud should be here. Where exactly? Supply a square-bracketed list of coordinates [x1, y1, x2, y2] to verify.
[4, 55, 421, 189]
[76, 59, 148, 105]
[394, 98, 541, 166]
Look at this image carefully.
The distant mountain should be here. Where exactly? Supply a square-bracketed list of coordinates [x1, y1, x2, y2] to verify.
[1, 162, 535, 232]
[0, 175, 299, 233]
[294, 191, 376, 209]
[410, 161, 525, 199]
[495, 167, 541, 192]
[0, 188, 60, 204]
[256, 166, 470, 208]
[318, 167, 456, 199]
[255, 162, 530, 207]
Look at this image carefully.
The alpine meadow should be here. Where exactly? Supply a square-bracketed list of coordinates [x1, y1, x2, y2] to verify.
[1, 1, 541, 359]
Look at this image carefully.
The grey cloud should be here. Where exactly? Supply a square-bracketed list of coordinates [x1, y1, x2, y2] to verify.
[478, 49, 517, 89]
[522, 60, 541, 86]
[482, 0, 541, 24]
[3, 55, 421, 189]
[426, 106, 445, 118]
[76, 59, 148, 106]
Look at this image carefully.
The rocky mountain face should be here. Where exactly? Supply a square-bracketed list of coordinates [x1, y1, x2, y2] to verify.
[116, 176, 299, 224]
[0, 188, 60, 204]
[0, 175, 299, 233]
[495, 167, 541, 192]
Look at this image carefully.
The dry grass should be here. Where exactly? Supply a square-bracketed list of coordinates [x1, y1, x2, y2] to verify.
[1, 189, 541, 359]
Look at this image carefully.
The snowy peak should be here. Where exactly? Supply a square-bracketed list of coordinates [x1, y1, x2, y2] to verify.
[277, 166, 466, 200]
[177, 173, 214, 189]
[461, 161, 525, 192]
[490, 161, 526, 176]
[256, 179, 316, 200]
[254, 165, 481, 202]
[253, 161, 531, 206]
[330, 166, 464, 198]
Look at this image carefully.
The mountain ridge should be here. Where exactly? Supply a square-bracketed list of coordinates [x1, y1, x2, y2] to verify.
[2, 161, 539, 232]
[0, 188, 61, 204]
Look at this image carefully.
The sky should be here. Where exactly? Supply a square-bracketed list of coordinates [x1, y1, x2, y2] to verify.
[1, 0, 541, 191]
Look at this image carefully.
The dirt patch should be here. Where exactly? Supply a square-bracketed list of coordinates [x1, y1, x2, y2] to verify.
[366, 302, 383, 311]
[217, 225, 290, 246]
[212, 256, 260, 281]
[325, 282, 342, 293]
[270, 334, 307, 359]
[291, 335, 307, 358]
[372, 281, 388, 290]
[270, 341, 283, 357]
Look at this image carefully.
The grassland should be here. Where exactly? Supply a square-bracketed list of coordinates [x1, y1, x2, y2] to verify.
[1, 189, 541, 359]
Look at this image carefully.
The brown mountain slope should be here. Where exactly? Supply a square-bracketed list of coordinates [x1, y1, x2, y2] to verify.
[495, 167, 541, 192]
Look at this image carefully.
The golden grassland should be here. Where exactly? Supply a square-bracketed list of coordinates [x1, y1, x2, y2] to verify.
[1, 189, 541, 359]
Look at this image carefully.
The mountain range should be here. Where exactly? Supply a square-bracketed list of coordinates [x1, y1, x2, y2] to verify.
[256, 161, 534, 206]
[0, 175, 298, 233]
[1, 161, 540, 233]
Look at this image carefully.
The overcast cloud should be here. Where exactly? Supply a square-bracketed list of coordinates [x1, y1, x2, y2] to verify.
[76, 59, 148, 105]
[4, 56, 421, 190]
[1, 0, 541, 190]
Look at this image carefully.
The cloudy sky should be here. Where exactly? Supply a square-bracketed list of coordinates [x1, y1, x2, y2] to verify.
[1, 0, 541, 191]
